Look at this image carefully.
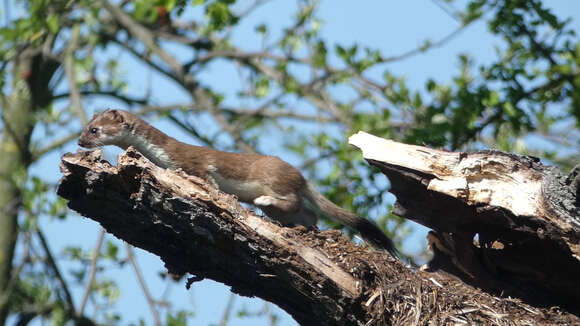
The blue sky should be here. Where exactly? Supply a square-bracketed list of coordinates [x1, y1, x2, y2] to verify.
[17, 0, 580, 325]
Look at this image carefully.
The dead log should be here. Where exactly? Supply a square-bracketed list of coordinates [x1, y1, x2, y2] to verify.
[349, 131, 580, 315]
[57, 147, 579, 325]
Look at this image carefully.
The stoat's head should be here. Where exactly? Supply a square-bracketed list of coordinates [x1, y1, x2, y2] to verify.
[78, 109, 130, 149]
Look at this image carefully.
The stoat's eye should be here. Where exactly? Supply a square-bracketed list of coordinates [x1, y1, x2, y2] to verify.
[90, 127, 98, 134]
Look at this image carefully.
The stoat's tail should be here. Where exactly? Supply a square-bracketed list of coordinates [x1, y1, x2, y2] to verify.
[302, 182, 399, 259]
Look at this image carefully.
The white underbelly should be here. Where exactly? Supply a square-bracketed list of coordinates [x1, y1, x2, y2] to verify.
[209, 171, 263, 202]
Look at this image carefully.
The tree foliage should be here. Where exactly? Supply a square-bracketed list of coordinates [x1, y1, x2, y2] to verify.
[0, 0, 578, 325]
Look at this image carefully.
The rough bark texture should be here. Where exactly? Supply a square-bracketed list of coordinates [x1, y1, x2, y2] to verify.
[57, 147, 579, 325]
[349, 131, 580, 316]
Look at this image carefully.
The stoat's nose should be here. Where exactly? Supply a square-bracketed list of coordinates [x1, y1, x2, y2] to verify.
[78, 139, 89, 148]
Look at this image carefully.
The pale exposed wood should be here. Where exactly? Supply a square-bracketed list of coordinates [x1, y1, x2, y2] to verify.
[243, 216, 360, 297]
[349, 131, 546, 217]
[349, 131, 580, 314]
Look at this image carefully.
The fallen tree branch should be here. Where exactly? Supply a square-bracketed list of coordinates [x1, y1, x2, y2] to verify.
[56, 148, 579, 325]
[349, 131, 580, 315]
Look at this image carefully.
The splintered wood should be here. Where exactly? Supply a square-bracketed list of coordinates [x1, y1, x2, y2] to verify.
[349, 131, 580, 315]
[349, 131, 545, 217]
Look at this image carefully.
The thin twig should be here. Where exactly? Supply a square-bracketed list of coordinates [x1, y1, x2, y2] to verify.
[430, 0, 462, 22]
[137, 104, 198, 115]
[126, 244, 162, 326]
[217, 293, 236, 326]
[64, 24, 88, 125]
[52, 90, 148, 106]
[32, 132, 79, 161]
[0, 244, 29, 308]
[78, 228, 105, 316]
[100, 0, 183, 76]
[243, 57, 351, 125]
[36, 229, 76, 314]
[106, 36, 186, 92]
[380, 23, 470, 63]
[167, 114, 214, 147]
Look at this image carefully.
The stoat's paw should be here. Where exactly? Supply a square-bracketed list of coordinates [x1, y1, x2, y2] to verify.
[253, 195, 276, 206]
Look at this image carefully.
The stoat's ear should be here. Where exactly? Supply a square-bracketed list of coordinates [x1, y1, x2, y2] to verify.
[103, 109, 125, 124]
[88, 111, 102, 122]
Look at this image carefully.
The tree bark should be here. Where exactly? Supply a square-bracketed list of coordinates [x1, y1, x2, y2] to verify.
[57, 147, 579, 325]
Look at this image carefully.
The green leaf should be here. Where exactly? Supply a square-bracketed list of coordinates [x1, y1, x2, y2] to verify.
[335, 45, 347, 61]
[167, 310, 193, 326]
[255, 23, 267, 35]
[206, 1, 238, 30]
[312, 41, 327, 67]
[283, 76, 299, 93]
[98, 279, 121, 303]
[483, 90, 500, 107]
[165, 0, 177, 11]
[105, 240, 119, 260]
[46, 14, 60, 34]
[50, 305, 67, 326]
[502, 102, 517, 118]
[254, 78, 270, 98]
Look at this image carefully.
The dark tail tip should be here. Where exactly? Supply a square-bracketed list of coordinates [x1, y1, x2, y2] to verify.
[355, 218, 400, 260]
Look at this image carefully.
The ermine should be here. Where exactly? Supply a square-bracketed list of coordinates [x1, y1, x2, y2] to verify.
[78, 109, 399, 258]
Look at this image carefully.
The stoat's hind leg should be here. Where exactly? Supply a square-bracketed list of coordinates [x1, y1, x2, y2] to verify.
[254, 195, 317, 227]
